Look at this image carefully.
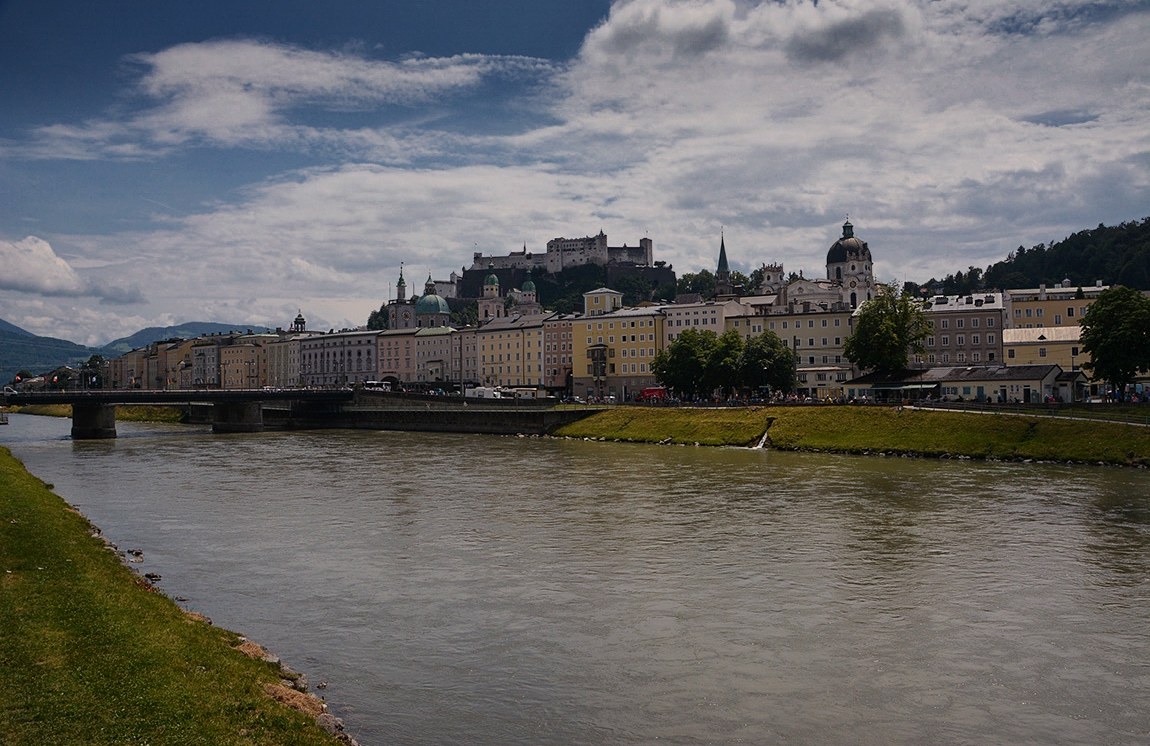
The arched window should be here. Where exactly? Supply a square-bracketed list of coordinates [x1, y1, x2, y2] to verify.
[835, 267, 842, 280]
[850, 292, 857, 307]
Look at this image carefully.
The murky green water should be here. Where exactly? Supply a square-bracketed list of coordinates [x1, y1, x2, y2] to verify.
[4, 414, 1149, 745]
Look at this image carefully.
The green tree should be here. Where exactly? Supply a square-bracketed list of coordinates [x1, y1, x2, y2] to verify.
[450, 302, 478, 327]
[651, 328, 717, 399]
[1079, 286, 1150, 396]
[739, 331, 795, 394]
[366, 303, 389, 330]
[702, 330, 744, 397]
[844, 284, 930, 373]
[676, 270, 716, 297]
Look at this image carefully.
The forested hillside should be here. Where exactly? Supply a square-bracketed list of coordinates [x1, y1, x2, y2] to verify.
[910, 217, 1150, 295]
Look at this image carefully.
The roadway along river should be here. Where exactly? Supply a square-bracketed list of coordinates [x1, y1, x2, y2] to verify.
[3, 414, 1150, 745]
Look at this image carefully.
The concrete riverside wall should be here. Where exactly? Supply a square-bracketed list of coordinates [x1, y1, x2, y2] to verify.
[261, 404, 592, 436]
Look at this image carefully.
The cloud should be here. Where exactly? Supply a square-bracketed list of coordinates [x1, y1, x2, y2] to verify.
[0, 235, 146, 304]
[585, 0, 734, 60]
[17, 39, 554, 159]
[0, 236, 87, 295]
[784, 5, 910, 63]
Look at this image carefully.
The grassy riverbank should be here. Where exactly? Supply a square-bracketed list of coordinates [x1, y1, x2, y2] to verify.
[6, 404, 186, 422]
[552, 406, 1150, 465]
[0, 446, 340, 745]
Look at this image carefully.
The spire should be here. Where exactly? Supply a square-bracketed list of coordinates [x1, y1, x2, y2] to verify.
[842, 217, 854, 239]
[396, 262, 406, 302]
[716, 230, 730, 275]
[425, 272, 436, 295]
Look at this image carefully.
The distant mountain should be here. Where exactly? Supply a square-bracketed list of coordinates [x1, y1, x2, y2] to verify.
[97, 322, 271, 356]
[0, 318, 33, 337]
[0, 327, 96, 377]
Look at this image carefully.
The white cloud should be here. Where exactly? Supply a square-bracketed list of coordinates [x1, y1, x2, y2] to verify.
[17, 39, 554, 160]
[0, 236, 87, 295]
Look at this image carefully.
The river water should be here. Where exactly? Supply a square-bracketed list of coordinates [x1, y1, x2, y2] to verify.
[3, 413, 1149, 745]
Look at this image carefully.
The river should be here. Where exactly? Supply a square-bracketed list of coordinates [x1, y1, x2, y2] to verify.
[3, 413, 1149, 745]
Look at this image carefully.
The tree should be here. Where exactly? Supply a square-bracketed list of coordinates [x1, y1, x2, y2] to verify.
[739, 331, 795, 394]
[702, 330, 744, 397]
[366, 303, 389, 330]
[651, 328, 716, 399]
[676, 270, 715, 297]
[1079, 286, 1150, 396]
[844, 284, 930, 373]
[450, 302, 478, 328]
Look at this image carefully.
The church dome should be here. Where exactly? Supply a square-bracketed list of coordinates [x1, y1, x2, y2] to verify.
[416, 292, 450, 315]
[521, 270, 536, 293]
[484, 263, 500, 287]
[826, 220, 871, 265]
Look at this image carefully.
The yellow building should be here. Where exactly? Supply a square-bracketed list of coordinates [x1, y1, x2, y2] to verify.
[762, 307, 855, 397]
[1003, 327, 1088, 371]
[476, 314, 549, 387]
[1006, 282, 1107, 328]
[571, 306, 666, 401]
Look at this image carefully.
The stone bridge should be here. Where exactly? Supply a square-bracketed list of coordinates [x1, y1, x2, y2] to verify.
[2, 389, 354, 439]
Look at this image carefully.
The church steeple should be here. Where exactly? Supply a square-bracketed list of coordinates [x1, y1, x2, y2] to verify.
[716, 230, 730, 276]
[396, 263, 407, 302]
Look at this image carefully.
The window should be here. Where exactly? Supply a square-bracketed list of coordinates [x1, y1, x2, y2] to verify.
[1036, 308, 1043, 317]
[821, 319, 828, 327]
[834, 318, 841, 327]
[1015, 309, 1022, 317]
[941, 336, 949, 346]
[941, 319, 949, 329]
[1025, 308, 1032, 317]
[1054, 314, 1061, 324]
[987, 317, 995, 327]
[1039, 347, 1047, 358]
[957, 319, 965, 328]
[957, 335, 965, 346]
[972, 318, 979, 328]
[972, 334, 980, 345]
[987, 333, 996, 344]
[973, 352, 981, 362]
[1008, 349, 1015, 359]
[1067, 307, 1075, 318]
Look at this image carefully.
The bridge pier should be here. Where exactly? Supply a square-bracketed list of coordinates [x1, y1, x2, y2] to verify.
[72, 403, 117, 439]
[212, 401, 264, 433]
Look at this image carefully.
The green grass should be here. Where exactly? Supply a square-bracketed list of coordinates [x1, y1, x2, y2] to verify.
[552, 406, 772, 446]
[8, 404, 186, 423]
[554, 405, 1150, 465]
[0, 447, 339, 746]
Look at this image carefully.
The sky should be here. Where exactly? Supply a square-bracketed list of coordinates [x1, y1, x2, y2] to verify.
[1, 0, 1148, 347]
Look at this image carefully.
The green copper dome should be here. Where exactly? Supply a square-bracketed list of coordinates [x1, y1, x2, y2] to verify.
[415, 293, 450, 315]
[521, 269, 536, 293]
[484, 262, 500, 287]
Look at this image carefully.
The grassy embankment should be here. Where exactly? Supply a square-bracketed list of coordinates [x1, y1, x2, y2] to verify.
[6, 404, 186, 422]
[552, 406, 1150, 465]
[0, 446, 340, 746]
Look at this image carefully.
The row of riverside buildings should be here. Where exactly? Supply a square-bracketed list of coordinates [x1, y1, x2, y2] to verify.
[108, 221, 1116, 402]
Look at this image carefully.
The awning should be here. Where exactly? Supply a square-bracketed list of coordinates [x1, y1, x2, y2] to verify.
[865, 382, 939, 391]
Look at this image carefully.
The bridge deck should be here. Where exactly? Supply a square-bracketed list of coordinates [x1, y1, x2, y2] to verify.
[3, 389, 355, 406]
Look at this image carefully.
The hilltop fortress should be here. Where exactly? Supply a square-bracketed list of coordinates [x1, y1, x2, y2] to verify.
[469, 231, 654, 274]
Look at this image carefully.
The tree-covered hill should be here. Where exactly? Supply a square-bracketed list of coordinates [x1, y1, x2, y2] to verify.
[0, 327, 96, 377]
[983, 217, 1150, 290]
